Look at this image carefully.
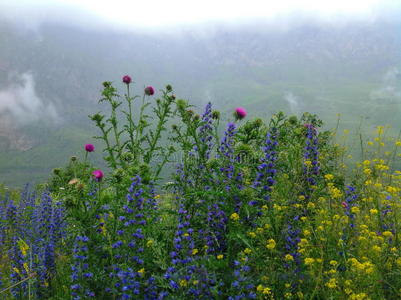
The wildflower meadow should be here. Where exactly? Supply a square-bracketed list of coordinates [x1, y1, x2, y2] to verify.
[2, 76, 401, 300]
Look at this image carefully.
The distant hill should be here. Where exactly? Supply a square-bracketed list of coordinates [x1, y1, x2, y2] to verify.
[0, 18, 400, 186]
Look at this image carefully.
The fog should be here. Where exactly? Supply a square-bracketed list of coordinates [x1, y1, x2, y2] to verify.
[0, 0, 400, 33]
[0, 0, 400, 186]
[0, 72, 58, 124]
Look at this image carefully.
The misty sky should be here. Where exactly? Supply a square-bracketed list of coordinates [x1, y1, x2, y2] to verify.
[1, 0, 400, 30]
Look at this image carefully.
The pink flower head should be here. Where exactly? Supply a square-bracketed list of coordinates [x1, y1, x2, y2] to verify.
[144, 86, 155, 96]
[234, 107, 247, 120]
[92, 170, 104, 181]
[85, 144, 95, 152]
[122, 75, 132, 84]
[341, 201, 348, 209]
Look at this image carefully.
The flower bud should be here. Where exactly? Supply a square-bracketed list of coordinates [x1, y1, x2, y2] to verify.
[122, 75, 132, 84]
[85, 144, 95, 152]
[92, 170, 104, 182]
[144, 86, 155, 96]
[212, 110, 220, 120]
[234, 107, 247, 120]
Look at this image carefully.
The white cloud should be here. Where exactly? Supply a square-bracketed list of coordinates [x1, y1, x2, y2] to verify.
[0, 73, 58, 124]
[57, 0, 381, 26]
[0, 0, 399, 30]
[370, 67, 401, 102]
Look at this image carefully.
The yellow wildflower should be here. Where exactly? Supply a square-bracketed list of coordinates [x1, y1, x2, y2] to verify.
[247, 232, 256, 238]
[23, 262, 29, 273]
[285, 254, 294, 261]
[330, 260, 338, 266]
[350, 206, 360, 214]
[345, 288, 353, 295]
[325, 278, 337, 289]
[230, 213, 240, 221]
[372, 245, 382, 253]
[244, 248, 252, 254]
[266, 239, 276, 250]
[307, 202, 315, 209]
[263, 287, 272, 295]
[363, 168, 371, 175]
[179, 279, 188, 287]
[18, 239, 29, 257]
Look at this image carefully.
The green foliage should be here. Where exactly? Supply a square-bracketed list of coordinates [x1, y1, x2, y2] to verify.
[4, 76, 401, 299]
[89, 82, 176, 181]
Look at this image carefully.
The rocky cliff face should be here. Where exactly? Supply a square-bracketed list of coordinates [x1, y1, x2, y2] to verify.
[0, 116, 33, 151]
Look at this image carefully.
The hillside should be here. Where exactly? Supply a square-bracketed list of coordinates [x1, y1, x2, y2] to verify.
[0, 19, 400, 186]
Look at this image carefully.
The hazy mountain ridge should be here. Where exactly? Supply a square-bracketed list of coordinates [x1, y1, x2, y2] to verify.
[0, 19, 400, 185]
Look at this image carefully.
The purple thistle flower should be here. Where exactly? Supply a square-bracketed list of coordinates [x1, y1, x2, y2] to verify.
[234, 107, 247, 120]
[122, 75, 132, 84]
[144, 86, 155, 96]
[92, 170, 104, 182]
[85, 144, 95, 152]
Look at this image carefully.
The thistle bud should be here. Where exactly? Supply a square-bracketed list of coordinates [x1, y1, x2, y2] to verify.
[144, 86, 155, 96]
[234, 107, 247, 120]
[212, 110, 220, 120]
[122, 75, 132, 84]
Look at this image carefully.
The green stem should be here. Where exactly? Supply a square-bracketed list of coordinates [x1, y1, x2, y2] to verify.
[0, 273, 36, 295]
[100, 126, 117, 169]
[145, 96, 171, 164]
[134, 93, 147, 162]
[111, 106, 122, 166]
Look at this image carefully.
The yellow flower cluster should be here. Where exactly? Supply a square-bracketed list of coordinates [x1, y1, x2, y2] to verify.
[327, 182, 343, 199]
[325, 278, 337, 289]
[348, 258, 375, 274]
[230, 213, 240, 221]
[266, 239, 276, 250]
[349, 293, 370, 300]
[256, 284, 272, 295]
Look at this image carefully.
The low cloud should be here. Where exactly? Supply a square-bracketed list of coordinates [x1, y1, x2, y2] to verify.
[370, 67, 401, 102]
[284, 92, 301, 113]
[0, 72, 58, 124]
